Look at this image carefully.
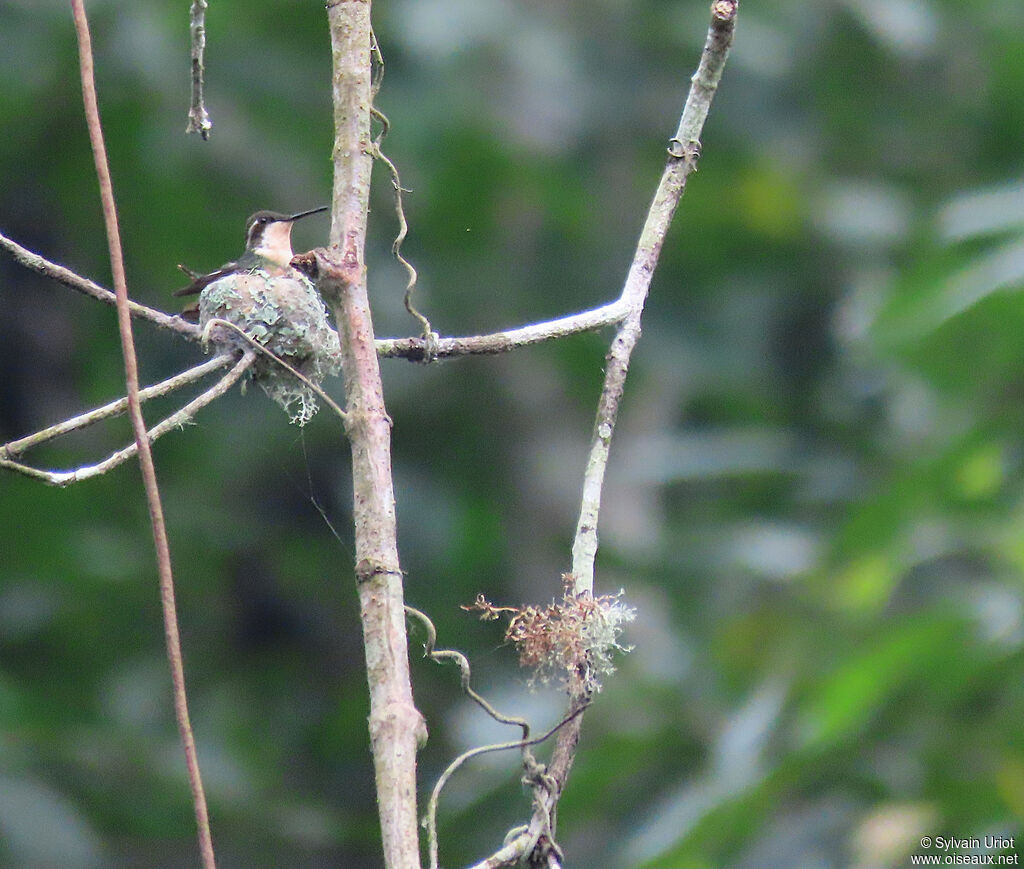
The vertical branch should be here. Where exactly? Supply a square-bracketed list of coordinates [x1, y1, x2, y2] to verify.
[69, 2, 216, 867]
[320, 3, 426, 868]
[571, 0, 739, 597]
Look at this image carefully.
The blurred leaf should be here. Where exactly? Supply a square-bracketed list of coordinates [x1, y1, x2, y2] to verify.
[795, 614, 965, 751]
[875, 237, 1024, 345]
[939, 180, 1024, 242]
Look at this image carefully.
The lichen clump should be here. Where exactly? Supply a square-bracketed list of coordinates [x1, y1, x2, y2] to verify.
[465, 584, 636, 692]
[199, 269, 342, 424]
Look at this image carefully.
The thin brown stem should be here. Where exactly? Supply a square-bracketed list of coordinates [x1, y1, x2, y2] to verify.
[70, 2, 216, 866]
[426, 705, 587, 869]
[370, 137, 432, 339]
[405, 606, 533, 869]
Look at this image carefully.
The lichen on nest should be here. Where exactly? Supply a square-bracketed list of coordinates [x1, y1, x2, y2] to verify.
[199, 269, 342, 425]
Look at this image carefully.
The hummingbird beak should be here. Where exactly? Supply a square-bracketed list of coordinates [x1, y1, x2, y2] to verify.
[286, 206, 329, 222]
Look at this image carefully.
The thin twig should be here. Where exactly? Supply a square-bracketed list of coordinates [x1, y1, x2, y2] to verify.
[1, 351, 255, 487]
[406, 606, 530, 736]
[70, 2, 216, 866]
[426, 708, 587, 869]
[405, 606, 537, 869]
[1, 353, 233, 459]
[0, 230, 202, 341]
[571, 0, 737, 596]
[370, 28, 384, 100]
[370, 133, 432, 340]
[367, 36, 431, 342]
[186, 0, 212, 138]
[202, 318, 348, 422]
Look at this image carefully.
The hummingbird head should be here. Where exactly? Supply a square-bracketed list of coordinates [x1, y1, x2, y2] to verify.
[244, 206, 329, 266]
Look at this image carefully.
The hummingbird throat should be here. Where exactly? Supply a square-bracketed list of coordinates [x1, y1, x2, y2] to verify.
[252, 221, 297, 267]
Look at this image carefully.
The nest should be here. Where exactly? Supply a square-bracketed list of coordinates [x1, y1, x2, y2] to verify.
[199, 269, 342, 424]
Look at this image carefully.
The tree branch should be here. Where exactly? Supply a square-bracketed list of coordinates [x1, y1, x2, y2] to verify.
[0, 350, 254, 487]
[375, 4, 737, 376]
[375, 299, 628, 361]
[186, 0, 212, 138]
[320, 3, 425, 868]
[530, 2, 739, 863]
[0, 230, 202, 341]
[1, 353, 233, 459]
[572, 0, 738, 597]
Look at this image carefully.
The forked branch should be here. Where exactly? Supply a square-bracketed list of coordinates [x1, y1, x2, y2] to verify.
[476, 3, 740, 866]
[1, 350, 254, 487]
[4, 5, 737, 868]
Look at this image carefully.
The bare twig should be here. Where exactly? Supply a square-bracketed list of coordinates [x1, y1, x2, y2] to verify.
[406, 606, 530, 736]
[405, 606, 533, 869]
[70, 2, 216, 866]
[371, 137, 433, 340]
[0, 230, 202, 341]
[370, 28, 384, 100]
[201, 318, 348, 422]
[1, 353, 233, 459]
[1, 350, 255, 486]
[321, 6, 425, 868]
[427, 706, 587, 869]
[369, 97, 431, 340]
[377, 5, 737, 865]
[186, 0, 212, 138]
[571, 1, 737, 596]
[375, 298, 628, 361]
[371, 7, 737, 375]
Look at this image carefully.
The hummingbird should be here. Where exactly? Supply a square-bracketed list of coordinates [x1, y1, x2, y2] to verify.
[175, 206, 328, 316]
[175, 205, 342, 424]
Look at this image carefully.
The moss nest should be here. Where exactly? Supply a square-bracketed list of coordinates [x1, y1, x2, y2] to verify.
[199, 269, 342, 424]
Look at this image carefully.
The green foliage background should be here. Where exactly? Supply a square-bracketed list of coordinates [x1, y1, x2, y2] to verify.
[2, 1, 1024, 866]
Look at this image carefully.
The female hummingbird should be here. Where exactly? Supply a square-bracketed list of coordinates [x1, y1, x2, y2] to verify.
[174, 206, 328, 314]
[174, 206, 341, 424]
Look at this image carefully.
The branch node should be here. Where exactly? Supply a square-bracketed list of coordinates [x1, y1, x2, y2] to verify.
[355, 558, 402, 583]
[667, 136, 702, 169]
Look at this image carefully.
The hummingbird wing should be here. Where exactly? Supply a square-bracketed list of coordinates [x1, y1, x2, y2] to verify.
[172, 262, 236, 297]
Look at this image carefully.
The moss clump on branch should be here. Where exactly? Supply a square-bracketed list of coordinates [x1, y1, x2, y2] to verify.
[465, 579, 635, 692]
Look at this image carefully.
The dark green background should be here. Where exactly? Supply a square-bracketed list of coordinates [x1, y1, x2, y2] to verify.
[2, 1, 1024, 866]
